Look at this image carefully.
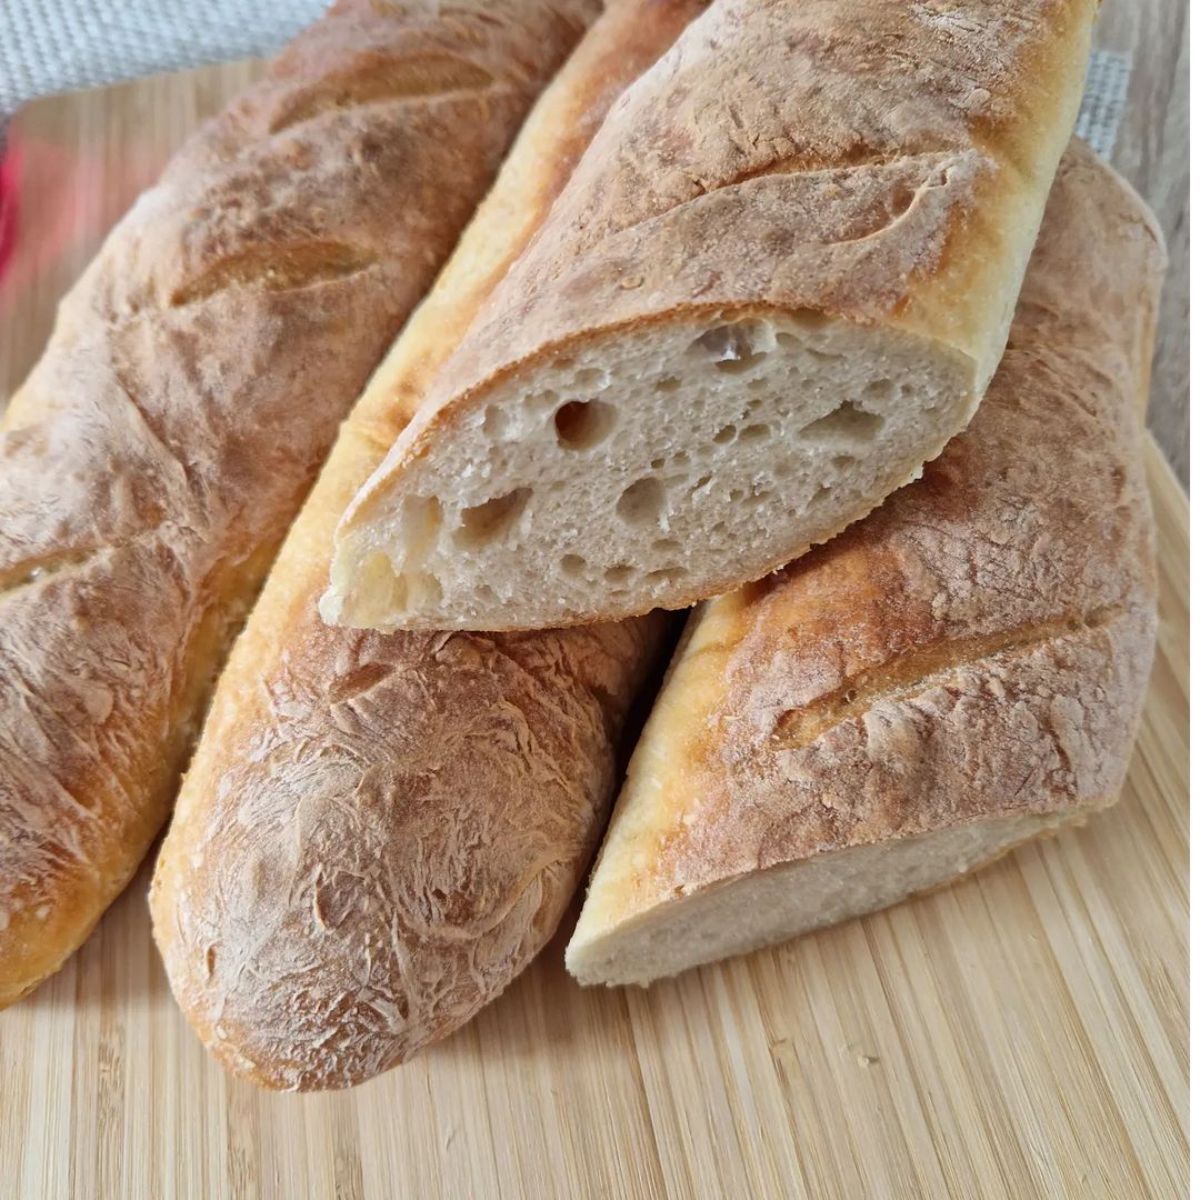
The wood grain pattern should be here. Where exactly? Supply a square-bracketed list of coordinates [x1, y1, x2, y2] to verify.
[0, 30, 1188, 1200]
[0, 441, 1185, 1200]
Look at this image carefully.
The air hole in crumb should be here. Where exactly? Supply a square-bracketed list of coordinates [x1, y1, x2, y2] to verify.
[407, 572, 443, 607]
[454, 487, 531, 548]
[554, 399, 616, 450]
[864, 379, 892, 400]
[739, 423, 770, 442]
[575, 366, 605, 387]
[605, 564, 634, 584]
[832, 454, 855, 469]
[656, 376, 681, 393]
[401, 494, 443, 561]
[646, 566, 684, 585]
[652, 538, 681, 554]
[890, 184, 915, 213]
[802, 400, 884, 443]
[616, 476, 666, 526]
[691, 320, 774, 374]
[748, 378, 768, 391]
[359, 552, 409, 611]
[713, 424, 737, 445]
[715, 356, 764, 376]
[560, 553, 586, 578]
[354, 564, 440, 614]
[690, 473, 714, 493]
[730, 488, 745, 502]
[650, 457, 665, 470]
[670, 450, 689, 465]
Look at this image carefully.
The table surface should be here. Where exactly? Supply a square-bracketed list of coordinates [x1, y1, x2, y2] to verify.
[0, 13, 1190, 1200]
[0, 441, 1187, 1200]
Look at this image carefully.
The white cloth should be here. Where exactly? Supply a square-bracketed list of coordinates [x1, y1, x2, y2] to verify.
[1076, 50, 1132, 162]
[0, 2, 1130, 162]
[0, 0, 327, 119]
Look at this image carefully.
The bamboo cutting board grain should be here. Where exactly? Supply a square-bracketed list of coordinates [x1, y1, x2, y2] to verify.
[0, 59, 1189, 1200]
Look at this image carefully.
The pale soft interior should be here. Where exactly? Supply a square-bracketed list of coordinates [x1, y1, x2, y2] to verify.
[566, 809, 1077, 987]
[329, 312, 975, 630]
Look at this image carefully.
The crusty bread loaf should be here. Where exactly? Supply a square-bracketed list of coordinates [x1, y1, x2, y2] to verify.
[149, 0, 699, 1092]
[323, 0, 1099, 633]
[0, 0, 602, 1010]
[566, 142, 1165, 987]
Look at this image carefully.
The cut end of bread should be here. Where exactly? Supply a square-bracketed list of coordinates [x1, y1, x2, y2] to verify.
[565, 808, 1087, 987]
[324, 311, 978, 631]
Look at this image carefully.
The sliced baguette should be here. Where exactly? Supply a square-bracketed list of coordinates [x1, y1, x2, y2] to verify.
[324, 0, 1099, 632]
[566, 142, 1165, 987]
[0, 0, 602, 1010]
[149, 0, 700, 1092]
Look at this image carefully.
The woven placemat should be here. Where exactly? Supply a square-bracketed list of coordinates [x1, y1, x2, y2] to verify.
[0, 2, 1131, 160]
[1076, 50, 1132, 161]
[0, 0, 326, 121]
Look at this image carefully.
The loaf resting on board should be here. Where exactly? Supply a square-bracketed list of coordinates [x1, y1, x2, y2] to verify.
[149, 0, 701, 1091]
[567, 142, 1164, 987]
[0, 0, 600, 1009]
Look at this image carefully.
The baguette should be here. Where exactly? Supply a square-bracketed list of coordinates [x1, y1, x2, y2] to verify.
[566, 142, 1164, 987]
[324, 0, 1099, 633]
[149, 0, 698, 1092]
[0, 0, 601, 1009]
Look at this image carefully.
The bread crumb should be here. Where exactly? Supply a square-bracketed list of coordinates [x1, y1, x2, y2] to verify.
[842, 1042, 880, 1067]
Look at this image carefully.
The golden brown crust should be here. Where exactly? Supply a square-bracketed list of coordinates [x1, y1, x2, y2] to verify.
[337, 0, 1098, 617]
[150, 0, 694, 1090]
[0, 0, 601, 1008]
[569, 142, 1165, 955]
[154, 620, 666, 1090]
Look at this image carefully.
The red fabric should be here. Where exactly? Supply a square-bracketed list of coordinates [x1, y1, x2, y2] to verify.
[0, 137, 19, 280]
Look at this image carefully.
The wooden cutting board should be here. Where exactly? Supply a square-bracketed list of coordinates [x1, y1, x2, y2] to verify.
[0, 59, 1188, 1200]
